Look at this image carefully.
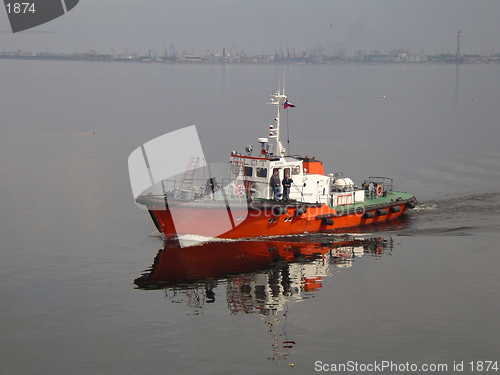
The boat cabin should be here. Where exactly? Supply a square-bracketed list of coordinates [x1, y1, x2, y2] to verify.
[229, 147, 365, 208]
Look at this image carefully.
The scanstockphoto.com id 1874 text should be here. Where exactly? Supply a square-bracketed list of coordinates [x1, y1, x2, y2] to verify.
[314, 360, 499, 373]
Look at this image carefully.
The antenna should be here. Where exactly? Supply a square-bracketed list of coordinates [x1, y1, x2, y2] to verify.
[283, 71, 285, 96]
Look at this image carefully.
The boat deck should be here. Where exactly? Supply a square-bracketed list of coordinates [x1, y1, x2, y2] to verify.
[139, 191, 416, 215]
[332, 191, 415, 214]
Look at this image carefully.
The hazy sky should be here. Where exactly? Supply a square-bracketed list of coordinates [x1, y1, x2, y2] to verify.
[1, 0, 499, 56]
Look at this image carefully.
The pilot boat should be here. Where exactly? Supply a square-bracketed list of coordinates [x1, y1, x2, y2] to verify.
[133, 88, 417, 240]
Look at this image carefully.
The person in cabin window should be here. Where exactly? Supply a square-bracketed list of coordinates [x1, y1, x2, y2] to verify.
[270, 169, 281, 200]
[282, 173, 293, 202]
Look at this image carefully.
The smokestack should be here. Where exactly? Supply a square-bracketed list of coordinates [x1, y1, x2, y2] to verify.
[456, 31, 461, 62]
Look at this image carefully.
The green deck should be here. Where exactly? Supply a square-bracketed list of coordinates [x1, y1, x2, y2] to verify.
[332, 191, 415, 214]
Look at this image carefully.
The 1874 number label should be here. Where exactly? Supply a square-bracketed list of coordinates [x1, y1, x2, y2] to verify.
[469, 361, 499, 372]
[6, 3, 35, 13]
[3, 0, 79, 33]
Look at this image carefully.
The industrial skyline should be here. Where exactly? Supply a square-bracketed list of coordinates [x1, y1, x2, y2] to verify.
[2, 31, 498, 65]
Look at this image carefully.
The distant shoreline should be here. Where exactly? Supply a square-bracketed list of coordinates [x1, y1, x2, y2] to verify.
[1, 52, 498, 65]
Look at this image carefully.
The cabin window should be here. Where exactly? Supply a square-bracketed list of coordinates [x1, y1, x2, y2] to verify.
[292, 165, 301, 175]
[244, 167, 253, 177]
[283, 167, 290, 177]
[256, 167, 267, 178]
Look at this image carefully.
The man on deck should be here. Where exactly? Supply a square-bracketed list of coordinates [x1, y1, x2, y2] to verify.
[270, 169, 281, 200]
[282, 173, 293, 202]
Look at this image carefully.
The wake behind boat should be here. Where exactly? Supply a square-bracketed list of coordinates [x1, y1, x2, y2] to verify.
[132, 88, 417, 240]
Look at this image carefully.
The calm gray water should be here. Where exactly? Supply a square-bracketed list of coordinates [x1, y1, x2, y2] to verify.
[1, 60, 499, 374]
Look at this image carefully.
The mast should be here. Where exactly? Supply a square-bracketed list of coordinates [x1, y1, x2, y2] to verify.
[268, 87, 287, 157]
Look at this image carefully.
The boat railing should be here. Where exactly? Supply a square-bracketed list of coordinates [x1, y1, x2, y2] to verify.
[161, 178, 207, 200]
[368, 177, 394, 192]
[160, 177, 244, 200]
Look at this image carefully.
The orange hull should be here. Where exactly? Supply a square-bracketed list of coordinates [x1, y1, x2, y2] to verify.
[141, 197, 412, 239]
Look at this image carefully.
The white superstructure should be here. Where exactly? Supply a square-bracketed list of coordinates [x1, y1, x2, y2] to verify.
[228, 88, 365, 207]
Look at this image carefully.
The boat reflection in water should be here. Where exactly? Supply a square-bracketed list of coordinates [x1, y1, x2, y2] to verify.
[135, 235, 392, 361]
